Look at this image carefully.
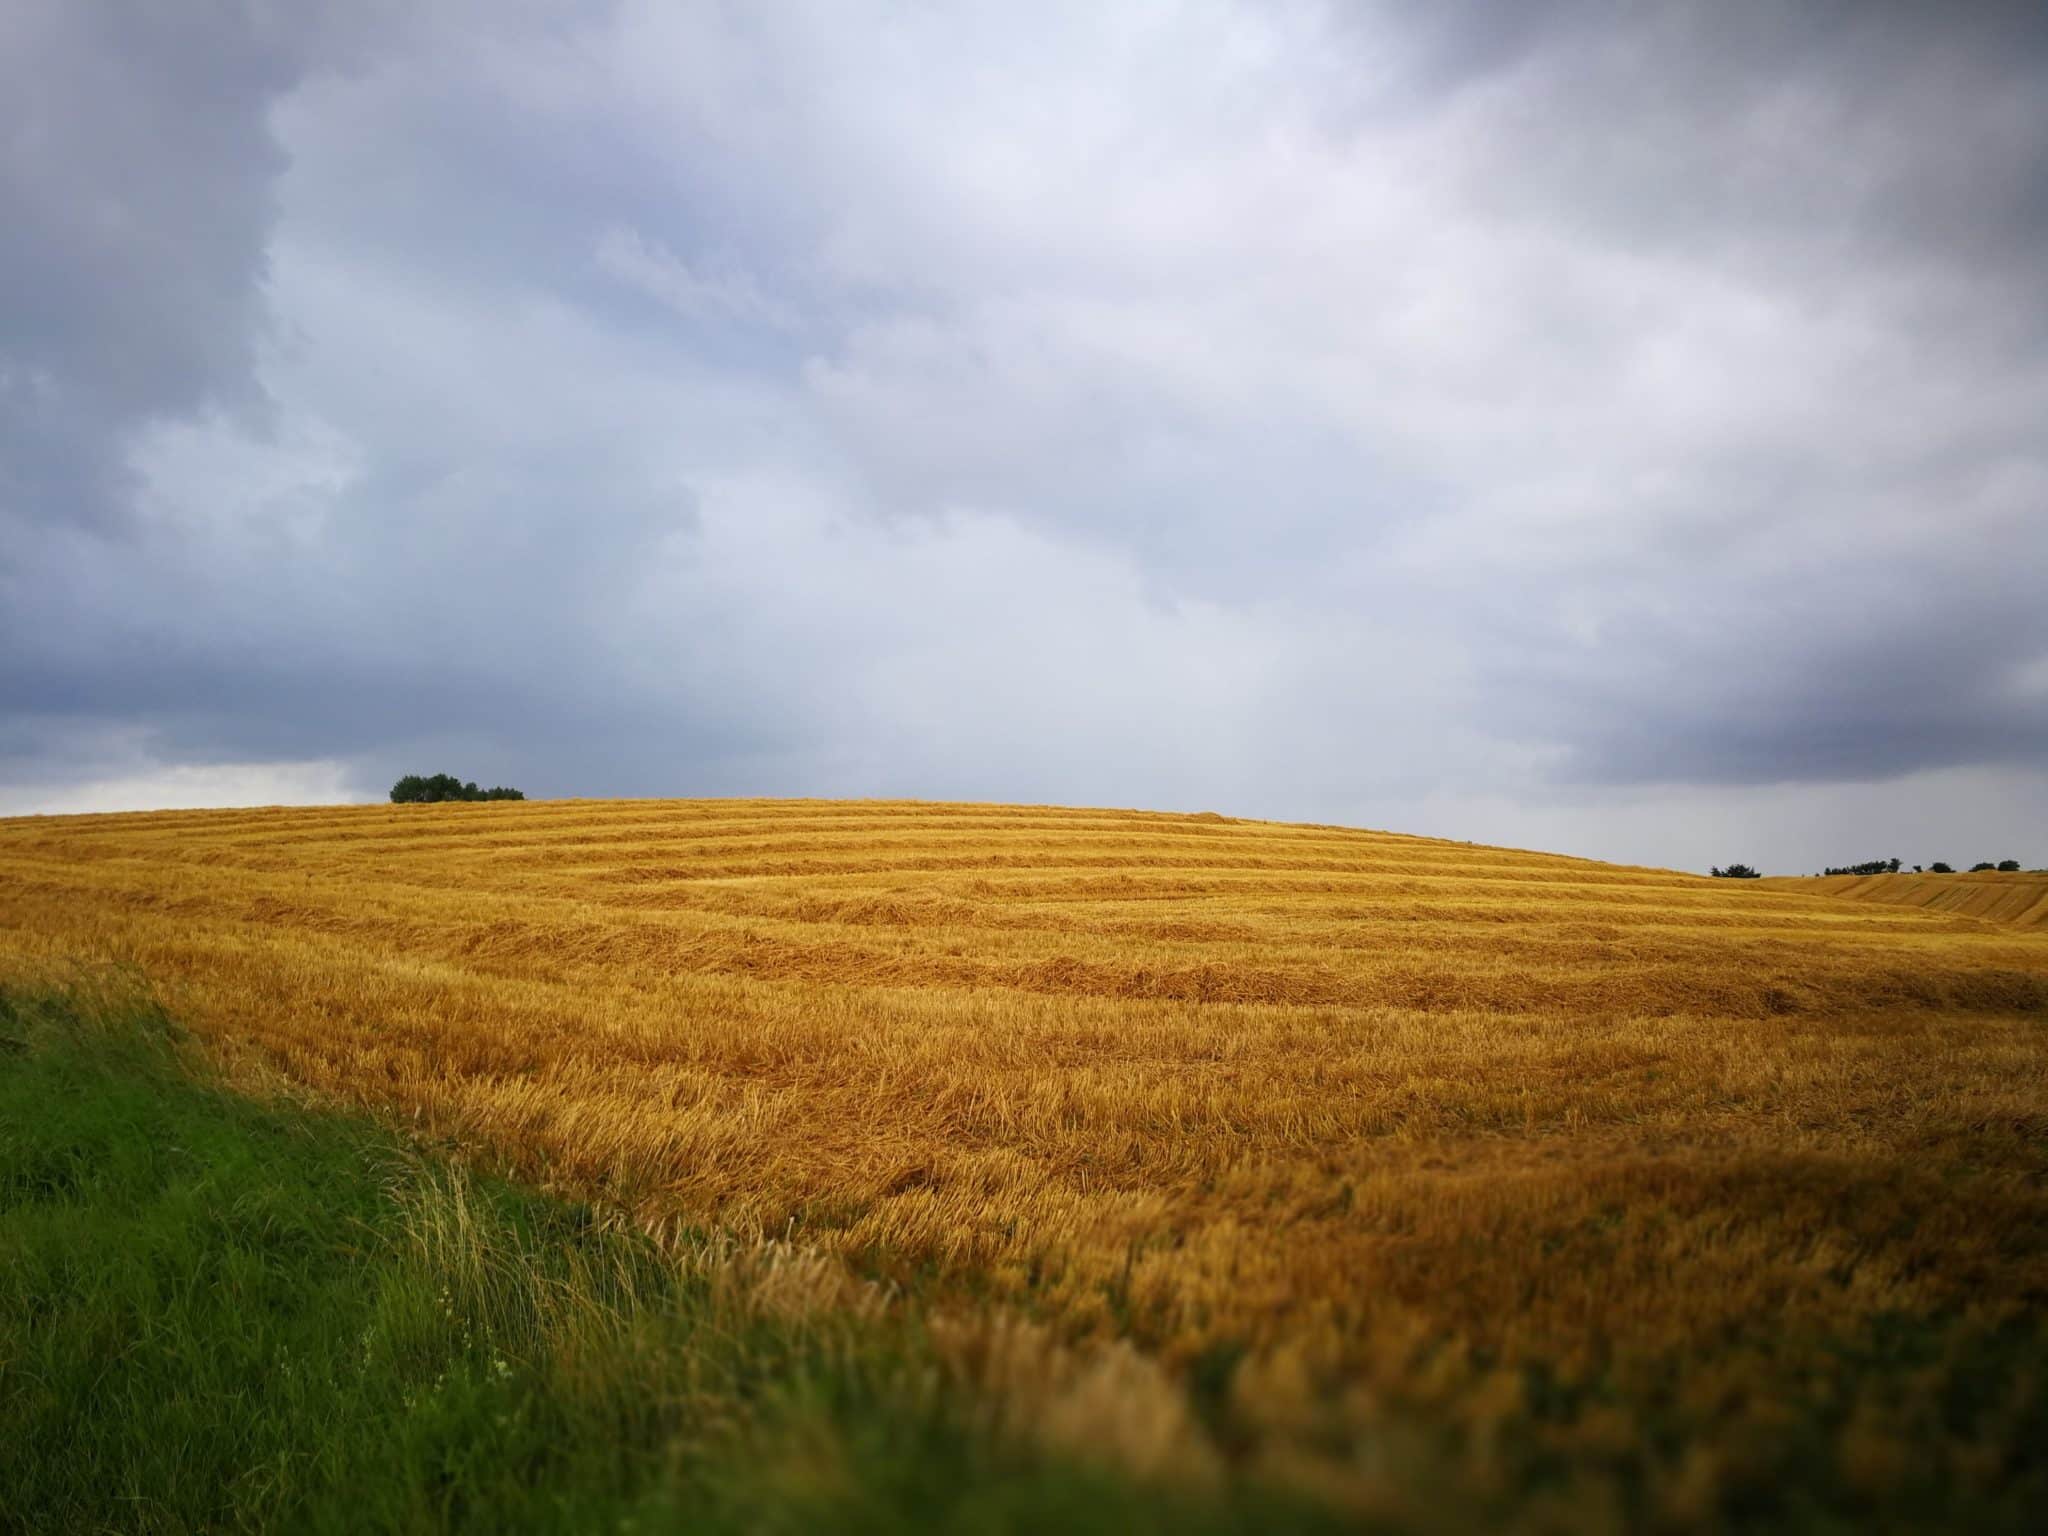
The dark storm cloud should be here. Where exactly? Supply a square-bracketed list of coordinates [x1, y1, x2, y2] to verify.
[1, 1, 2044, 864]
[1505, 578, 2048, 787]
[1456, 0, 2048, 282]
[0, 2, 394, 532]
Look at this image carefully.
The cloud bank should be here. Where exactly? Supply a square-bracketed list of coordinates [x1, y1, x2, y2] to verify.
[4, 0, 2044, 870]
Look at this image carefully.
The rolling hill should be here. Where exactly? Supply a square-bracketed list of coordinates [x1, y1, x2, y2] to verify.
[3, 798, 2046, 1527]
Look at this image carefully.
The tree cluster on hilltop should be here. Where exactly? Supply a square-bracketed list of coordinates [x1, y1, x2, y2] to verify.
[390, 773, 525, 804]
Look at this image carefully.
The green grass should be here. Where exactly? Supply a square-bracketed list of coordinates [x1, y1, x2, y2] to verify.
[0, 984, 1337, 1535]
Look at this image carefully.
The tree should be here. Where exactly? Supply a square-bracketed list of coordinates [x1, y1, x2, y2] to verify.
[1710, 863, 1761, 879]
[1929, 862, 1953, 873]
[390, 773, 524, 804]
[1970, 862, 1997, 872]
[1997, 859, 2022, 872]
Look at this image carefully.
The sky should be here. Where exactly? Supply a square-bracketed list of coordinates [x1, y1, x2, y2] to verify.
[3, 0, 2045, 873]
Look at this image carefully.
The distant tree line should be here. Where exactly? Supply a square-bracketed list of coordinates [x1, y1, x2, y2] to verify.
[1798, 857, 2027, 876]
[390, 773, 525, 804]
[1711, 856, 2033, 878]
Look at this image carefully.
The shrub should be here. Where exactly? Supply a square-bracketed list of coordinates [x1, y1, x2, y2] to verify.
[1822, 859, 1902, 876]
[1997, 859, 2022, 872]
[390, 774, 525, 804]
[1710, 864, 1762, 879]
[1970, 862, 1997, 873]
[1929, 862, 1954, 874]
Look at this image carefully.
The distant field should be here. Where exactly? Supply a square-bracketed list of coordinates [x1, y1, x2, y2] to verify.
[1764, 868, 2048, 930]
[4, 799, 2046, 1529]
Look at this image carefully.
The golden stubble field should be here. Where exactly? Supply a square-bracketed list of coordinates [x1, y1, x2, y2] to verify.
[4, 798, 2046, 1512]
[1765, 868, 2048, 930]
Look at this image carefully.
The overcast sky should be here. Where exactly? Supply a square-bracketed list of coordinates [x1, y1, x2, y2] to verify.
[4, 1, 2045, 872]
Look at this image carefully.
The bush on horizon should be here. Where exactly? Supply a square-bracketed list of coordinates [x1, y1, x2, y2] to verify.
[390, 773, 524, 804]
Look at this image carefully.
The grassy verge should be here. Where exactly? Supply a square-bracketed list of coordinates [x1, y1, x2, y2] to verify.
[0, 984, 1330, 1535]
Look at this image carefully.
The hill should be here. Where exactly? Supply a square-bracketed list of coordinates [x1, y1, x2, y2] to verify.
[3, 798, 2046, 1528]
[1762, 868, 2048, 930]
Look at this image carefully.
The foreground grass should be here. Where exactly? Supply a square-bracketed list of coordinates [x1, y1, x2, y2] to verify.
[0, 985, 1333, 1536]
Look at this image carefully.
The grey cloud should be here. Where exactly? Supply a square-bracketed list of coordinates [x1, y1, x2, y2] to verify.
[1514, 584, 2048, 787]
[1318, 0, 2048, 788]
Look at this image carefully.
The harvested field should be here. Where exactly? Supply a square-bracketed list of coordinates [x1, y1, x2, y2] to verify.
[4, 798, 2047, 1524]
[1764, 868, 2048, 930]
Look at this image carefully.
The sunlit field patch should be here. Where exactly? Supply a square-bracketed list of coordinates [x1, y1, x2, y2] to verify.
[1763, 868, 2048, 930]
